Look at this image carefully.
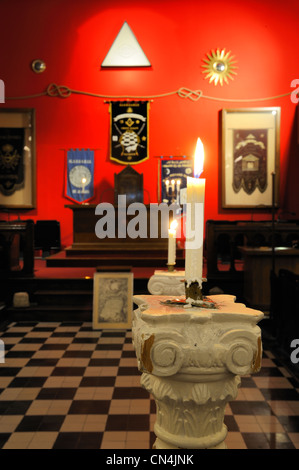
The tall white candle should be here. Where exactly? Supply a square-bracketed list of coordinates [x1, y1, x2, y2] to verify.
[185, 137, 205, 287]
[171, 179, 175, 194]
[168, 219, 177, 265]
[81, 176, 87, 194]
[165, 179, 170, 195]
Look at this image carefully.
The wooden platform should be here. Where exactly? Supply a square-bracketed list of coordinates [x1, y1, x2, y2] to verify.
[0, 259, 157, 322]
[46, 247, 185, 268]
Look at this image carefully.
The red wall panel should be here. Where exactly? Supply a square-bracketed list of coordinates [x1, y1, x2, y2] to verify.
[0, 0, 298, 247]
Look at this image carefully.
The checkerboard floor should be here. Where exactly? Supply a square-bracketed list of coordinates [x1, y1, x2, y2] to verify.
[0, 321, 298, 450]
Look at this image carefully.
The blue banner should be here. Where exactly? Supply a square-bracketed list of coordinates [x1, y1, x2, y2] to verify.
[66, 149, 94, 203]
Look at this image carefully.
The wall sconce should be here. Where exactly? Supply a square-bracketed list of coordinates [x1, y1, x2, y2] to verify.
[31, 59, 46, 73]
[202, 49, 237, 86]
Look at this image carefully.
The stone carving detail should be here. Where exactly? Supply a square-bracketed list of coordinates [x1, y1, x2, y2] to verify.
[134, 322, 261, 378]
[148, 332, 185, 376]
[132, 294, 263, 449]
[147, 271, 185, 296]
[141, 373, 240, 449]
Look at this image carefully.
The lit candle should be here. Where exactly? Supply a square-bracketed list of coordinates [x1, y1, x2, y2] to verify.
[168, 219, 178, 267]
[171, 179, 175, 194]
[81, 176, 87, 193]
[165, 179, 170, 195]
[185, 137, 205, 298]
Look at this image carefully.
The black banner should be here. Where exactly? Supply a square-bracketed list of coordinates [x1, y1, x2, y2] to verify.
[109, 101, 149, 164]
[0, 128, 25, 196]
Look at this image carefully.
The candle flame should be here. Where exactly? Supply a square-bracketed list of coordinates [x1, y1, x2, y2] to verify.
[194, 137, 204, 178]
[170, 219, 178, 230]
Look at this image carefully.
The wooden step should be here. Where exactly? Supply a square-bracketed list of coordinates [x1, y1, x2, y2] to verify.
[46, 249, 185, 268]
[6, 305, 93, 322]
[33, 290, 93, 306]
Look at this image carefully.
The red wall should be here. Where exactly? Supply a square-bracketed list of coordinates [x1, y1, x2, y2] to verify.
[0, 0, 298, 247]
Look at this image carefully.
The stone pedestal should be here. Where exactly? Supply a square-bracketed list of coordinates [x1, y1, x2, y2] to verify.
[147, 270, 185, 296]
[132, 294, 263, 449]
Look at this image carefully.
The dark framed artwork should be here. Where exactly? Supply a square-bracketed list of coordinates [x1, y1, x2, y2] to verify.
[221, 108, 280, 209]
[158, 157, 193, 204]
[0, 108, 36, 209]
[92, 272, 134, 330]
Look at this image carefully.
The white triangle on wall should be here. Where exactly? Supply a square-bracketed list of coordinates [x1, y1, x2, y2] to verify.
[101, 21, 151, 67]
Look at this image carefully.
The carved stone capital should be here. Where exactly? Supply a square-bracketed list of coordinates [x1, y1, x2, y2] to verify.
[147, 270, 185, 296]
[142, 373, 240, 449]
[132, 294, 263, 449]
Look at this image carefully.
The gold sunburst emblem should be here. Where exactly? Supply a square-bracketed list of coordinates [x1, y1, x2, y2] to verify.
[202, 49, 237, 86]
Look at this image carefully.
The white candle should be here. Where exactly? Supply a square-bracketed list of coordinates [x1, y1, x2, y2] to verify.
[168, 219, 177, 265]
[185, 137, 205, 287]
[81, 176, 87, 194]
[171, 180, 175, 200]
[165, 179, 170, 195]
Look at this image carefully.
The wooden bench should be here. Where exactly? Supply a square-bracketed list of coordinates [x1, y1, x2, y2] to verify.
[0, 220, 34, 277]
[205, 219, 299, 281]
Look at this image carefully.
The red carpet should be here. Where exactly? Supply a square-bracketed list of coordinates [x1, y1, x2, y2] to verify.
[33, 259, 160, 279]
[33, 257, 242, 279]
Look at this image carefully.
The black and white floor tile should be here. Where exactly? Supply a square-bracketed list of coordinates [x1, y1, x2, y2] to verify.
[0, 321, 298, 450]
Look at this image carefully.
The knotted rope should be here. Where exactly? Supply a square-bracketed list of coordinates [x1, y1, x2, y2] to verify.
[5, 82, 293, 103]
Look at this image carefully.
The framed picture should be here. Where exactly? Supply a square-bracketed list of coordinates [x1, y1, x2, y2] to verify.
[92, 272, 134, 329]
[158, 157, 193, 204]
[221, 107, 280, 209]
[0, 108, 36, 209]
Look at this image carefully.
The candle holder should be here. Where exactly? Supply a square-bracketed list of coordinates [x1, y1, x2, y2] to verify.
[167, 263, 175, 272]
[185, 280, 203, 301]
